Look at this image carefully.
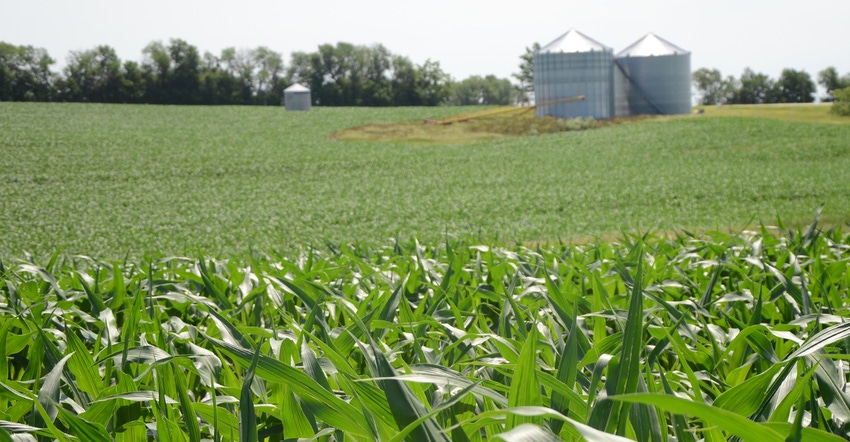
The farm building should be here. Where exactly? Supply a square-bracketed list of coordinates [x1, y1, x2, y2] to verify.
[533, 29, 615, 120]
[614, 33, 691, 116]
[534, 30, 691, 119]
[284, 83, 312, 111]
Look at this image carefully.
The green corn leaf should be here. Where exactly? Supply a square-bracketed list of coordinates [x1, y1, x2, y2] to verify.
[108, 261, 126, 311]
[659, 371, 695, 442]
[507, 322, 542, 430]
[761, 423, 846, 442]
[787, 322, 850, 360]
[597, 252, 649, 436]
[152, 403, 189, 442]
[194, 403, 239, 437]
[202, 333, 371, 436]
[56, 408, 113, 442]
[301, 337, 331, 392]
[611, 394, 785, 441]
[713, 362, 784, 416]
[387, 379, 484, 442]
[76, 271, 107, 315]
[206, 307, 254, 349]
[550, 302, 579, 435]
[280, 389, 318, 439]
[0, 428, 14, 442]
[65, 328, 102, 399]
[197, 257, 233, 310]
[239, 340, 262, 442]
[355, 339, 450, 442]
[459, 406, 633, 442]
[769, 363, 817, 423]
[810, 353, 850, 422]
[37, 353, 73, 424]
[172, 364, 201, 442]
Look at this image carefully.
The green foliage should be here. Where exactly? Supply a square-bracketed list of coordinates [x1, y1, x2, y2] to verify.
[692, 67, 734, 105]
[2, 103, 850, 259]
[2, 221, 850, 440]
[727, 67, 776, 104]
[817, 67, 850, 101]
[59, 45, 124, 103]
[773, 68, 816, 103]
[0, 42, 56, 101]
[286, 42, 451, 106]
[699, 67, 819, 105]
[830, 87, 850, 116]
[512, 43, 540, 105]
[449, 75, 515, 105]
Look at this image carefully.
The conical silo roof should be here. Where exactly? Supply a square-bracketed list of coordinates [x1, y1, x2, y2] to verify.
[538, 29, 611, 53]
[284, 83, 310, 92]
[617, 33, 689, 57]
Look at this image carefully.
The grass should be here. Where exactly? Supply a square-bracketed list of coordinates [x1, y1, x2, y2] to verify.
[2, 220, 850, 440]
[695, 102, 848, 124]
[2, 102, 849, 259]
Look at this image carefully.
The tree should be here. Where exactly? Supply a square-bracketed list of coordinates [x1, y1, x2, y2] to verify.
[61, 45, 123, 102]
[449, 75, 515, 105]
[692, 68, 733, 105]
[220, 47, 257, 103]
[120, 61, 146, 103]
[287, 42, 446, 106]
[831, 87, 850, 116]
[817, 67, 850, 102]
[360, 44, 393, 106]
[728, 68, 775, 104]
[286, 51, 316, 88]
[512, 42, 539, 105]
[0, 42, 56, 101]
[252, 46, 285, 105]
[167, 39, 201, 104]
[773, 68, 815, 103]
[389, 54, 418, 106]
[414, 59, 451, 106]
[141, 41, 171, 104]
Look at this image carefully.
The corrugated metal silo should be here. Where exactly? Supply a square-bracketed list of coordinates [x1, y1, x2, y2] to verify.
[284, 83, 312, 111]
[615, 33, 691, 115]
[534, 29, 614, 119]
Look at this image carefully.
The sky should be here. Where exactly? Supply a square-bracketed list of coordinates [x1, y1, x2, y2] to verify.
[3, 0, 849, 98]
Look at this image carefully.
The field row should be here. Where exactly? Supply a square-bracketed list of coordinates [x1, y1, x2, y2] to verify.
[2, 103, 849, 259]
[1, 218, 850, 440]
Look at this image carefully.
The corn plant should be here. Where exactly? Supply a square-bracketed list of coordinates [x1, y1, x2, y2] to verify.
[1, 217, 849, 440]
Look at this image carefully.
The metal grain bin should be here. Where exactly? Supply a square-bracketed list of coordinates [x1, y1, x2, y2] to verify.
[533, 29, 614, 119]
[615, 33, 691, 115]
[284, 83, 312, 111]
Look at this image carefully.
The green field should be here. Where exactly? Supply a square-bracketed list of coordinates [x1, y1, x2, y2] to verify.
[2, 222, 850, 441]
[1, 102, 849, 259]
[2, 102, 850, 441]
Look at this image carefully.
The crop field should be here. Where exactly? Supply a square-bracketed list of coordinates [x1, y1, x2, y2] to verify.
[1, 102, 849, 259]
[2, 221, 850, 440]
[2, 102, 850, 441]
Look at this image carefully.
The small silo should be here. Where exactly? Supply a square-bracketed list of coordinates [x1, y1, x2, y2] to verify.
[534, 29, 614, 119]
[615, 33, 691, 115]
[284, 83, 312, 111]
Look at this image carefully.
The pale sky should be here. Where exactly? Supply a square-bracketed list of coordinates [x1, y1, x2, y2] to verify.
[4, 0, 849, 98]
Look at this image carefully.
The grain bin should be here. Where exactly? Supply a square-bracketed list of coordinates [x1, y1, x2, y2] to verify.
[284, 83, 312, 111]
[533, 29, 614, 119]
[615, 33, 691, 115]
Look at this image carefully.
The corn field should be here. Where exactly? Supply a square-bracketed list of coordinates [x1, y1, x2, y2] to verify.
[1, 215, 850, 441]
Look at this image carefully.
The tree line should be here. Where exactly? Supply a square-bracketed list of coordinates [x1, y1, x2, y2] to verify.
[692, 66, 850, 106]
[0, 39, 518, 106]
